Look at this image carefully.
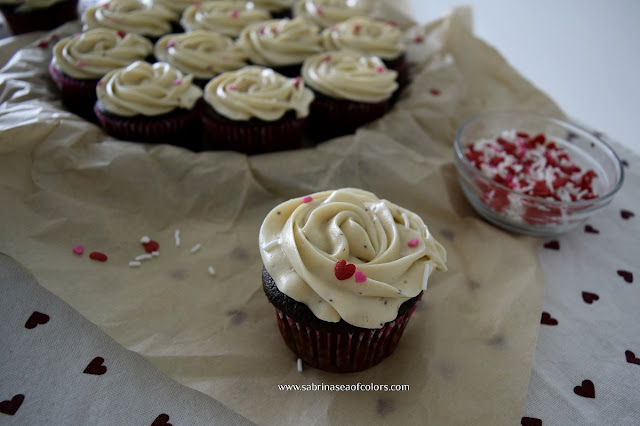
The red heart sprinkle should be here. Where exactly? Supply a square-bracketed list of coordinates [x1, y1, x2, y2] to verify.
[37, 40, 49, 48]
[429, 88, 440, 95]
[573, 379, 595, 398]
[334, 259, 356, 280]
[0, 394, 24, 416]
[117, 30, 126, 38]
[89, 252, 108, 262]
[142, 240, 159, 253]
[581, 291, 599, 304]
[625, 350, 640, 365]
[413, 35, 424, 43]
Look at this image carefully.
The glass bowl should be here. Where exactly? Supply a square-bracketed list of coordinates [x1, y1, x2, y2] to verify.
[453, 111, 624, 236]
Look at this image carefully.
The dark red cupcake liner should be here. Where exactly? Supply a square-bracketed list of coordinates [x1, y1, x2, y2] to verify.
[305, 91, 390, 142]
[201, 106, 306, 155]
[1, 0, 78, 35]
[94, 101, 203, 151]
[48, 62, 99, 122]
[273, 303, 418, 373]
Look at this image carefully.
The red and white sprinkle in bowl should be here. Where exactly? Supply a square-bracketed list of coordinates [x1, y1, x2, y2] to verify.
[454, 111, 624, 236]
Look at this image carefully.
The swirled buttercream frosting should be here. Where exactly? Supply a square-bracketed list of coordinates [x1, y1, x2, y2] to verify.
[154, 31, 248, 79]
[180, 1, 271, 37]
[203, 66, 314, 121]
[321, 16, 404, 60]
[293, 0, 375, 28]
[82, 0, 177, 38]
[237, 17, 324, 67]
[302, 50, 397, 103]
[152, 0, 199, 15]
[96, 60, 203, 116]
[51, 28, 153, 80]
[251, 0, 293, 12]
[259, 188, 447, 328]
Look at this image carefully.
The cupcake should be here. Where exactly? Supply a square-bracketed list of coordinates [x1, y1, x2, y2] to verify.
[152, 0, 200, 16]
[82, 0, 178, 42]
[259, 188, 447, 373]
[237, 17, 324, 77]
[0, 0, 78, 35]
[321, 16, 408, 88]
[94, 61, 204, 150]
[301, 50, 397, 141]
[201, 66, 314, 154]
[293, 0, 375, 28]
[154, 31, 248, 88]
[180, 1, 271, 38]
[49, 28, 153, 121]
[250, 0, 294, 19]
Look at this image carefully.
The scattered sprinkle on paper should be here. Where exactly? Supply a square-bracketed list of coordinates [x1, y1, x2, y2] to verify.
[140, 235, 151, 244]
[72, 245, 84, 255]
[135, 254, 152, 261]
[190, 243, 201, 254]
[174, 229, 181, 247]
[129, 261, 141, 267]
[89, 252, 108, 262]
[151, 251, 159, 257]
[208, 266, 216, 276]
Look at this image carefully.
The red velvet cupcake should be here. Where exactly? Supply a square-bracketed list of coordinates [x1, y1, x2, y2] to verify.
[301, 50, 398, 141]
[94, 61, 204, 150]
[49, 29, 153, 122]
[259, 188, 447, 373]
[0, 0, 78, 35]
[201, 66, 314, 154]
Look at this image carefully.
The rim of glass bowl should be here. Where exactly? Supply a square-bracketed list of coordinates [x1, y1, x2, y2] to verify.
[453, 111, 625, 211]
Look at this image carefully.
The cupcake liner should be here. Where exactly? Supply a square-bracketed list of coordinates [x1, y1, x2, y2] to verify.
[48, 63, 99, 122]
[384, 53, 409, 91]
[1, 0, 78, 35]
[306, 91, 390, 142]
[94, 101, 203, 151]
[273, 304, 418, 373]
[201, 106, 306, 154]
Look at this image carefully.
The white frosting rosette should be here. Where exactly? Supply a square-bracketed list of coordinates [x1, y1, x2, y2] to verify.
[82, 0, 178, 38]
[96, 61, 203, 116]
[180, 1, 271, 38]
[154, 31, 248, 79]
[51, 29, 153, 80]
[302, 50, 397, 103]
[237, 17, 324, 67]
[203, 66, 314, 121]
[321, 16, 405, 60]
[259, 188, 447, 328]
[293, 0, 376, 28]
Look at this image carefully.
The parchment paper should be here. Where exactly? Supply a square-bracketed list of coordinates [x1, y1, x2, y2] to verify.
[0, 6, 563, 425]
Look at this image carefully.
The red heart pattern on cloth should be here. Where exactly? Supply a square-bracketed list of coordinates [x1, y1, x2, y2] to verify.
[582, 291, 600, 304]
[0, 394, 24, 416]
[573, 379, 595, 398]
[83, 357, 107, 375]
[617, 270, 633, 283]
[521, 417, 542, 426]
[540, 312, 558, 326]
[543, 240, 560, 250]
[24, 311, 49, 329]
[334, 259, 356, 280]
[620, 209, 635, 219]
[584, 224, 600, 234]
[625, 350, 640, 366]
[151, 414, 172, 426]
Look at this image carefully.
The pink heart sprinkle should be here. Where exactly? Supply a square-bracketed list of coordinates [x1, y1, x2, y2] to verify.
[302, 196, 313, 203]
[407, 238, 419, 248]
[73, 245, 84, 255]
[376, 66, 385, 73]
[116, 30, 126, 38]
[293, 77, 302, 89]
[167, 39, 175, 48]
[173, 79, 182, 86]
[321, 55, 331, 63]
[230, 9, 239, 18]
[355, 271, 367, 283]
[103, 2, 109, 8]
[259, 27, 266, 35]
[316, 6, 324, 16]
[75, 61, 86, 68]
[227, 84, 237, 91]
[353, 24, 362, 34]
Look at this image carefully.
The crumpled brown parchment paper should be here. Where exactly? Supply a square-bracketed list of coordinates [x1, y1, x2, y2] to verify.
[0, 5, 563, 425]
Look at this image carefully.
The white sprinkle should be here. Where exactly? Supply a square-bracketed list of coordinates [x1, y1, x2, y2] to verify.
[262, 239, 279, 252]
[135, 254, 153, 261]
[208, 266, 216, 276]
[174, 229, 181, 247]
[297, 358, 303, 373]
[422, 263, 431, 291]
[190, 243, 201, 254]
[140, 235, 151, 244]
[402, 212, 410, 230]
[129, 261, 142, 267]
[151, 251, 160, 257]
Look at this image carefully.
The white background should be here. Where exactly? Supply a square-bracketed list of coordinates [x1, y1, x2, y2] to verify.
[408, 1, 640, 155]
